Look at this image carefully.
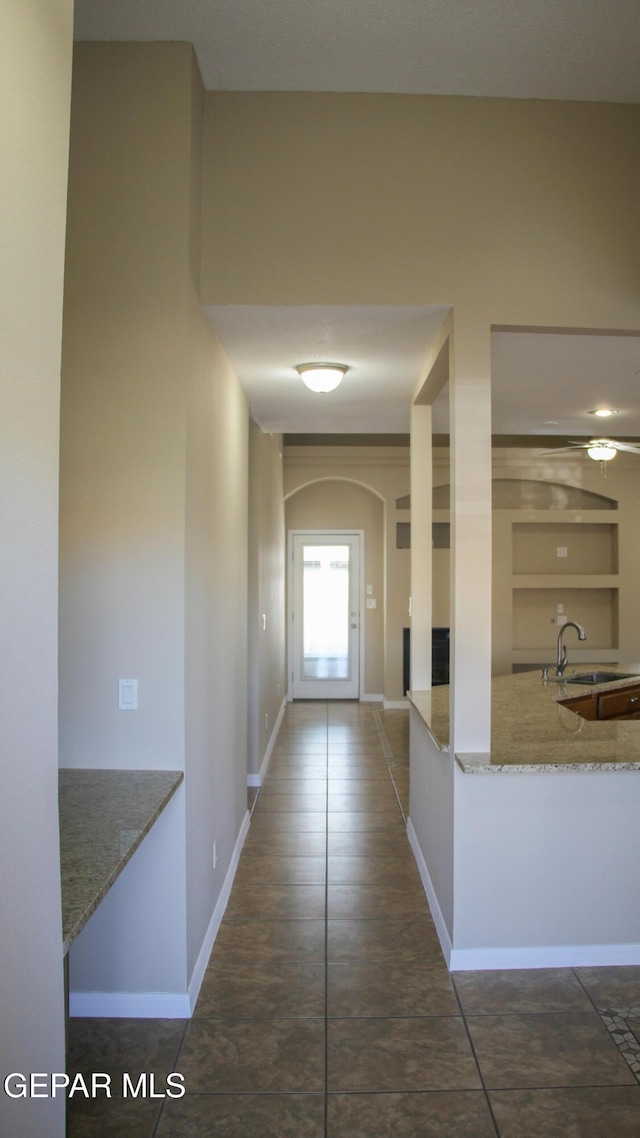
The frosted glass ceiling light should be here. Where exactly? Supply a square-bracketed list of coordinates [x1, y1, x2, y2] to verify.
[588, 408, 618, 419]
[296, 363, 348, 393]
[587, 441, 617, 461]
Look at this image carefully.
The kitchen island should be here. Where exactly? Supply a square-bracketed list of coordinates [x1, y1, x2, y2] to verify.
[408, 668, 640, 970]
[410, 666, 640, 773]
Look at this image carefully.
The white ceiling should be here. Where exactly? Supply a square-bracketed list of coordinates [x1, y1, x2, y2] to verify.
[490, 330, 640, 439]
[74, 0, 640, 103]
[206, 306, 449, 434]
[74, 1, 640, 439]
[208, 308, 640, 437]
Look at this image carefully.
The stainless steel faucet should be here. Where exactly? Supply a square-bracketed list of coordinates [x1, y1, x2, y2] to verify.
[555, 620, 587, 676]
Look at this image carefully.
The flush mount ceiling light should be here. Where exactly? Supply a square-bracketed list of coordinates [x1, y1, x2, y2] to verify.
[296, 363, 348, 394]
[588, 408, 619, 419]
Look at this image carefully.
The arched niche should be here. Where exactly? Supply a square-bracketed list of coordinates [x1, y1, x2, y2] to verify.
[429, 479, 617, 511]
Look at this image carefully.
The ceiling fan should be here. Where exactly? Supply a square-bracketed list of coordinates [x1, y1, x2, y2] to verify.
[539, 437, 640, 462]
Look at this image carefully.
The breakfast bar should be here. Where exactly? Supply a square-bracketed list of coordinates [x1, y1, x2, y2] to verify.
[408, 668, 640, 970]
[59, 768, 184, 955]
[411, 667, 640, 773]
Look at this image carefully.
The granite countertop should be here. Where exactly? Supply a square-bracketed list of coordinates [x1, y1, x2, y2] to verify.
[59, 768, 183, 954]
[410, 667, 640, 774]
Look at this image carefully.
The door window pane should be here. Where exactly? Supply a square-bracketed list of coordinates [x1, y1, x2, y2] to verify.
[302, 545, 350, 679]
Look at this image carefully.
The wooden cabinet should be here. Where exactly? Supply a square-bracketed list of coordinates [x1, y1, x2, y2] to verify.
[560, 682, 640, 722]
[598, 684, 640, 720]
[560, 693, 598, 720]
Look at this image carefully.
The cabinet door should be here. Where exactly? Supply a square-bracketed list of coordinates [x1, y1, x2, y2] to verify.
[597, 685, 640, 720]
[560, 694, 597, 720]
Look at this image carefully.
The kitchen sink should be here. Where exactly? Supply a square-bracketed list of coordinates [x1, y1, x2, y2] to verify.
[564, 671, 637, 686]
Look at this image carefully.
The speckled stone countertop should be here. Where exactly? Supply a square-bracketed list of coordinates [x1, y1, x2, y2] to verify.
[410, 667, 640, 774]
[59, 768, 183, 954]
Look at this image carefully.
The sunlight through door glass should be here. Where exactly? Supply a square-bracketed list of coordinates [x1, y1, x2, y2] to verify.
[302, 545, 350, 679]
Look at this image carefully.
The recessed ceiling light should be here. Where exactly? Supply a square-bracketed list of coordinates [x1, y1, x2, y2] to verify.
[588, 408, 619, 418]
[296, 363, 348, 393]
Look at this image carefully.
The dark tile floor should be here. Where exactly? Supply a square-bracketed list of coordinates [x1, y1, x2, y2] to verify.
[67, 703, 640, 1136]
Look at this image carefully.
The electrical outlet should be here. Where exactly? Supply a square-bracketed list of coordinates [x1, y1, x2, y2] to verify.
[212, 841, 217, 869]
[557, 546, 568, 558]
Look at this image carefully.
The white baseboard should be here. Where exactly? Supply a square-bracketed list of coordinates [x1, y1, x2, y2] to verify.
[384, 699, 409, 710]
[69, 991, 191, 1018]
[186, 808, 251, 1012]
[246, 699, 286, 788]
[406, 818, 453, 967]
[449, 943, 640, 971]
[407, 819, 640, 972]
[360, 693, 384, 703]
[69, 810, 252, 1019]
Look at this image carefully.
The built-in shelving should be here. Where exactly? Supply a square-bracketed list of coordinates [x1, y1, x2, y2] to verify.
[493, 499, 620, 675]
[427, 481, 624, 676]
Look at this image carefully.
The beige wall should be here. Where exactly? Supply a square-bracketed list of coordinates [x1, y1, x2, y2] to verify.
[60, 42, 193, 770]
[184, 58, 249, 973]
[60, 43, 249, 994]
[185, 316, 249, 974]
[284, 448, 411, 701]
[248, 426, 286, 775]
[202, 93, 640, 332]
[0, 2, 72, 1134]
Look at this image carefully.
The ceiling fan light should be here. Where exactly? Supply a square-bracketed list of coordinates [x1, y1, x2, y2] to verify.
[296, 363, 348, 393]
[587, 443, 617, 461]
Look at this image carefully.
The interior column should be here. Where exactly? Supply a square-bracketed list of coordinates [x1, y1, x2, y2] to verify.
[449, 318, 492, 754]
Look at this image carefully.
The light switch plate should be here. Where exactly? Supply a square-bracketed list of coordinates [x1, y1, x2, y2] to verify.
[118, 678, 138, 710]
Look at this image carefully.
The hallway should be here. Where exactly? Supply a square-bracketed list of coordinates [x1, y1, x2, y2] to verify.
[68, 703, 640, 1136]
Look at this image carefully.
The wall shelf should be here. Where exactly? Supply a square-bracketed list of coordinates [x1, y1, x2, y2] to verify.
[511, 575, 619, 589]
[492, 493, 620, 674]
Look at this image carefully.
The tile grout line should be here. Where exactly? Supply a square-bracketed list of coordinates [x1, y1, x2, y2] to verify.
[371, 706, 408, 823]
[450, 973, 503, 1138]
[572, 967, 640, 1083]
[150, 1015, 189, 1137]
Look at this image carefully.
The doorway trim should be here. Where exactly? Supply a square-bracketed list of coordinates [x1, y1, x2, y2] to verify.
[287, 529, 365, 701]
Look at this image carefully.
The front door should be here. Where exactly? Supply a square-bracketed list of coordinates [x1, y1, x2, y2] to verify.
[290, 532, 361, 699]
